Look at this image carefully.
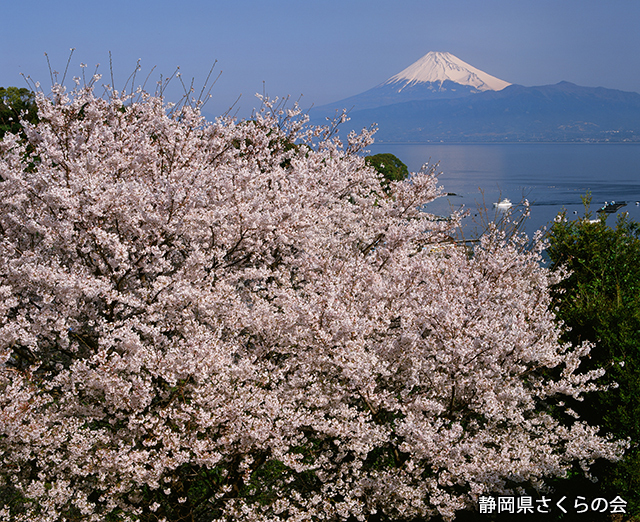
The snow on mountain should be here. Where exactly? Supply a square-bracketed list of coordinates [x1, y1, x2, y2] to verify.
[385, 51, 511, 92]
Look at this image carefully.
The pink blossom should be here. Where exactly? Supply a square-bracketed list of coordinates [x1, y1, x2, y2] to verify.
[0, 85, 624, 522]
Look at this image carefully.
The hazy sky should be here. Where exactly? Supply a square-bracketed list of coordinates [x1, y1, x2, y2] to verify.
[2, 0, 639, 118]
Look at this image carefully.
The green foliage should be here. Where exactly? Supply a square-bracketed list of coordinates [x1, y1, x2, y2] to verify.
[365, 153, 409, 190]
[0, 87, 38, 139]
[547, 195, 640, 518]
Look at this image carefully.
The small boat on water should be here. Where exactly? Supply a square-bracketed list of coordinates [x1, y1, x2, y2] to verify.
[598, 201, 627, 214]
[493, 198, 512, 210]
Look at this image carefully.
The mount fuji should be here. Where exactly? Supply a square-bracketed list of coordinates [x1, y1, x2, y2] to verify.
[313, 52, 511, 116]
[311, 52, 640, 142]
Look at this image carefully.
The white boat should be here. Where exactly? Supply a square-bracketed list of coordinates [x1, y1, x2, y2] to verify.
[493, 198, 512, 210]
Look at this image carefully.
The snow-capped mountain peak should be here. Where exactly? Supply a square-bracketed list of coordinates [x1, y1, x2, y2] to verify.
[385, 51, 511, 92]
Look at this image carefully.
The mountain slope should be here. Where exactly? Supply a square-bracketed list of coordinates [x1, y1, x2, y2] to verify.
[339, 82, 640, 142]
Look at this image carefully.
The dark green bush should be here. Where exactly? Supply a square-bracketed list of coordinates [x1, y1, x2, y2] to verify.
[0, 87, 38, 139]
[547, 197, 640, 519]
[364, 153, 409, 191]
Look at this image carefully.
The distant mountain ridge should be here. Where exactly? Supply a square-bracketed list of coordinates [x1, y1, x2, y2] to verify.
[341, 81, 640, 142]
[311, 52, 640, 142]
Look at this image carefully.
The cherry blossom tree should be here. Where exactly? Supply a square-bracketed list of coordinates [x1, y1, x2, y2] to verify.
[0, 84, 624, 522]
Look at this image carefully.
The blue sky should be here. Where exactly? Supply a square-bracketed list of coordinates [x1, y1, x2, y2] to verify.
[2, 0, 639, 118]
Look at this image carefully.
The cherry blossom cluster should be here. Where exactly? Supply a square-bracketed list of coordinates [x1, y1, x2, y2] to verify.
[0, 85, 624, 522]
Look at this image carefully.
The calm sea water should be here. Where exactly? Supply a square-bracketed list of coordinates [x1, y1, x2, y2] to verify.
[367, 143, 640, 237]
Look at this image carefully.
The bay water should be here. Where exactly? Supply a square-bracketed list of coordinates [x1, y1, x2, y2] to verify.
[367, 143, 640, 238]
